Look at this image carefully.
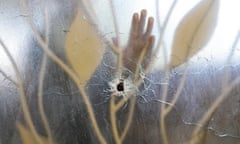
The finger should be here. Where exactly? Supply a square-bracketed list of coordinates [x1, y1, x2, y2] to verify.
[148, 36, 155, 53]
[138, 9, 147, 35]
[143, 36, 155, 69]
[129, 13, 139, 42]
[145, 36, 155, 58]
[144, 17, 154, 38]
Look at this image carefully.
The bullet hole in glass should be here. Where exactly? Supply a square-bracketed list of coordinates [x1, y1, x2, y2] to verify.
[117, 81, 124, 92]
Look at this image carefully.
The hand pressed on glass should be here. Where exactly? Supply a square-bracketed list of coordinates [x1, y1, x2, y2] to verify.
[109, 10, 155, 99]
[123, 9, 155, 73]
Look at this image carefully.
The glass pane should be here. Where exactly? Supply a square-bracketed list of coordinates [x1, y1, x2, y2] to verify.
[0, 0, 240, 144]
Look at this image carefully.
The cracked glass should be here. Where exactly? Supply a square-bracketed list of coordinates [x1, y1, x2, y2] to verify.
[0, 0, 240, 144]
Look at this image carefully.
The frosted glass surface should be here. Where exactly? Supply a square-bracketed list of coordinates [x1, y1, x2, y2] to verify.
[0, 0, 240, 144]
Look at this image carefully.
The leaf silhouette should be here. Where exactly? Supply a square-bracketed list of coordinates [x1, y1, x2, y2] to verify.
[17, 123, 50, 144]
[170, 0, 219, 67]
[65, 9, 104, 84]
